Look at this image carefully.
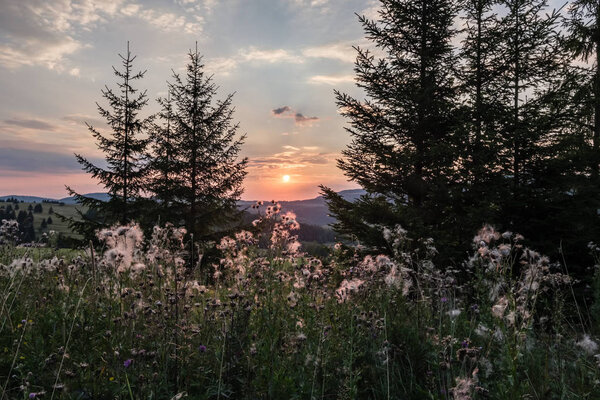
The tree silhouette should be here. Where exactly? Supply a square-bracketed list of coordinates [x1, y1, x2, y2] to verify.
[164, 45, 248, 240]
[63, 42, 151, 237]
[322, 0, 460, 254]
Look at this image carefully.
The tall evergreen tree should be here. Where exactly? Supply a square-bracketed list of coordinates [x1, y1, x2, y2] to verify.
[495, 0, 561, 194]
[322, 0, 460, 255]
[547, 0, 600, 265]
[565, 0, 600, 176]
[64, 43, 151, 236]
[491, 0, 568, 252]
[166, 46, 248, 239]
[456, 0, 507, 231]
[147, 93, 181, 224]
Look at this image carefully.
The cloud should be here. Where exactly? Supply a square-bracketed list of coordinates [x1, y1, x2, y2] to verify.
[0, 36, 83, 71]
[308, 74, 354, 85]
[0, 146, 102, 173]
[135, 7, 204, 35]
[203, 46, 306, 77]
[302, 38, 381, 64]
[121, 3, 204, 34]
[204, 57, 238, 76]
[360, 0, 381, 20]
[62, 114, 107, 128]
[4, 118, 56, 131]
[273, 106, 292, 115]
[0, 0, 205, 71]
[272, 106, 319, 126]
[247, 146, 337, 172]
[291, 0, 329, 6]
[294, 113, 319, 125]
[242, 47, 304, 64]
[302, 41, 357, 64]
[120, 3, 141, 16]
[175, 0, 219, 15]
[0, 0, 128, 70]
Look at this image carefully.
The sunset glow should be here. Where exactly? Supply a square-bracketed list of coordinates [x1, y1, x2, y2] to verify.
[0, 0, 374, 201]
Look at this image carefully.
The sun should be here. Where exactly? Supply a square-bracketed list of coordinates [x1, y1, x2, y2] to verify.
[282, 175, 291, 183]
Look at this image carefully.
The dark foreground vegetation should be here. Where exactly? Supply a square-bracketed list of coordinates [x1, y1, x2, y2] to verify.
[2, 211, 600, 399]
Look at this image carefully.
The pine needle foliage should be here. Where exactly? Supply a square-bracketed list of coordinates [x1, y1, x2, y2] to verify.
[63, 42, 152, 237]
[322, 0, 461, 255]
[162, 45, 248, 240]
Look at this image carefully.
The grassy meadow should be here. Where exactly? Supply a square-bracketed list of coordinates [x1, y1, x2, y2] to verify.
[0, 201, 84, 240]
[1, 207, 600, 399]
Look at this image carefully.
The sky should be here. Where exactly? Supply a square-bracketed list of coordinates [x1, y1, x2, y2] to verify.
[0, 0, 566, 201]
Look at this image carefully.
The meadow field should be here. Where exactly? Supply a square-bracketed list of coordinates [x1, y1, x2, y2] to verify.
[0, 201, 83, 240]
[1, 206, 599, 399]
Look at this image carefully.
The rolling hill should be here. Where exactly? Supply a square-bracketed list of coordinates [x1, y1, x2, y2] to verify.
[238, 189, 365, 226]
[1, 188, 366, 229]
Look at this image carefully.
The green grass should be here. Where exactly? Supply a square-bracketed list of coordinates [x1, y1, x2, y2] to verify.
[1, 221, 599, 399]
[4, 202, 85, 239]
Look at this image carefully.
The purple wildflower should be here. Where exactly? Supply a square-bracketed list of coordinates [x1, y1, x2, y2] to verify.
[199, 345, 207, 353]
[29, 394, 37, 399]
[124, 359, 133, 368]
[441, 297, 448, 303]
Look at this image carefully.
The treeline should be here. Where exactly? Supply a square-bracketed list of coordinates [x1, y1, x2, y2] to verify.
[0, 205, 35, 242]
[0, 203, 55, 243]
[322, 0, 600, 270]
[64, 42, 247, 243]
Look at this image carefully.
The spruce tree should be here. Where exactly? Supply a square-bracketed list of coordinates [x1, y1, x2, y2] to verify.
[147, 93, 181, 224]
[551, 0, 600, 266]
[565, 0, 600, 176]
[456, 0, 507, 232]
[493, 0, 566, 250]
[64, 42, 151, 236]
[166, 46, 248, 240]
[495, 0, 561, 193]
[322, 0, 460, 255]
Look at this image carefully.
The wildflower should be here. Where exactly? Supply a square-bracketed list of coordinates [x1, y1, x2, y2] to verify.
[491, 296, 508, 318]
[577, 335, 599, 355]
[475, 323, 490, 337]
[29, 393, 38, 399]
[498, 244, 511, 257]
[199, 345, 207, 353]
[441, 297, 448, 303]
[451, 369, 478, 400]
[447, 309, 461, 318]
[124, 359, 133, 368]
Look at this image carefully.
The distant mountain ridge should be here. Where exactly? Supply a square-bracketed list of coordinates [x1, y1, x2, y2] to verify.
[0, 189, 366, 227]
[0, 193, 111, 204]
[238, 189, 365, 226]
